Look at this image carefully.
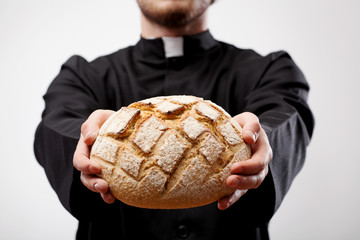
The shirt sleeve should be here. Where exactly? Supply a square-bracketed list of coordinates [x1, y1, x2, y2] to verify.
[243, 51, 315, 217]
[34, 55, 120, 221]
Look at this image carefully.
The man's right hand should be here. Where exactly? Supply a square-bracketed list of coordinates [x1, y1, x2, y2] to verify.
[73, 109, 116, 204]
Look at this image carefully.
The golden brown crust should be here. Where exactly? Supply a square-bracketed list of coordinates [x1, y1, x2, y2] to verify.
[90, 95, 251, 209]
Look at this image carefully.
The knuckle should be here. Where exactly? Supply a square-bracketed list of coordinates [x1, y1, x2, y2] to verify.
[252, 121, 261, 132]
[268, 147, 273, 160]
[93, 109, 102, 115]
[243, 111, 253, 117]
[254, 182, 261, 189]
[73, 153, 81, 169]
[81, 173, 96, 192]
[81, 122, 88, 134]
[256, 163, 265, 174]
[253, 168, 267, 189]
[73, 158, 79, 169]
[80, 173, 86, 185]
[254, 175, 262, 189]
[91, 109, 103, 120]
[74, 155, 90, 173]
[264, 165, 269, 176]
[259, 160, 268, 172]
[244, 112, 259, 123]
[253, 114, 260, 124]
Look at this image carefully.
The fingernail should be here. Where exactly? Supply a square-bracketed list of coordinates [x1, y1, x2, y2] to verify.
[245, 130, 256, 142]
[254, 131, 259, 140]
[94, 183, 100, 192]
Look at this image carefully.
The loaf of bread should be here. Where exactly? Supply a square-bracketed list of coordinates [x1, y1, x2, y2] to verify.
[90, 95, 251, 209]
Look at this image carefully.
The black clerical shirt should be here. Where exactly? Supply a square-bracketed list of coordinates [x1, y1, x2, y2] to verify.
[34, 31, 314, 240]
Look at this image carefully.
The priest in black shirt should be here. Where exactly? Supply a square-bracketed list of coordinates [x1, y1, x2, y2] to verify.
[34, 0, 314, 239]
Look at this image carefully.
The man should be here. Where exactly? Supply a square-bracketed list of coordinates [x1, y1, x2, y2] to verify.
[34, 0, 314, 239]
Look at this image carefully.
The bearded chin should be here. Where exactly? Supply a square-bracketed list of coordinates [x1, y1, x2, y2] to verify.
[161, 11, 189, 28]
[142, 9, 197, 29]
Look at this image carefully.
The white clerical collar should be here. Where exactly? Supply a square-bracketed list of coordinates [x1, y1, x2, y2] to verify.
[161, 36, 184, 58]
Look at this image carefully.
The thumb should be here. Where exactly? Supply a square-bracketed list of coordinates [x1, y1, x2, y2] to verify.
[81, 110, 115, 145]
[233, 112, 260, 144]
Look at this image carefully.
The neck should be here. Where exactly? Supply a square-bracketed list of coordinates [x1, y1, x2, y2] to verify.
[140, 11, 208, 38]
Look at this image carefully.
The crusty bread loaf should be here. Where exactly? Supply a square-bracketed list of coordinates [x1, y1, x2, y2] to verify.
[90, 95, 251, 209]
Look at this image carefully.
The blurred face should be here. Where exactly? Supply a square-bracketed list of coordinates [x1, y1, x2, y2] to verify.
[137, 0, 213, 28]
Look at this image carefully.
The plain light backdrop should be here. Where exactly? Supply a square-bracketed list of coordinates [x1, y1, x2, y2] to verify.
[1, 0, 359, 239]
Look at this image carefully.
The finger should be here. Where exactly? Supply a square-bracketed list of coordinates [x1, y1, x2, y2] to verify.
[73, 136, 101, 174]
[101, 191, 116, 204]
[233, 112, 260, 144]
[227, 165, 269, 190]
[231, 129, 272, 175]
[80, 172, 109, 194]
[218, 189, 247, 210]
[81, 110, 115, 145]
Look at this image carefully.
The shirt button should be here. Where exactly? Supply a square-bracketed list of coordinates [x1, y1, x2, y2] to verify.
[177, 224, 189, 239]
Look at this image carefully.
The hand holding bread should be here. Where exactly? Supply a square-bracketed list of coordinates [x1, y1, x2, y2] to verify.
[73, 96, 272, 209]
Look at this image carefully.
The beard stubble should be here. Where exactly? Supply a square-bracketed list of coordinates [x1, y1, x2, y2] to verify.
[138, 0, 211, 28]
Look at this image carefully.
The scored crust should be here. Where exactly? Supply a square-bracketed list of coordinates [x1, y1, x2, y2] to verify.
[154, 131, 189, 173]
[131, 115, 168, 153]
[90, 95, 251, 209]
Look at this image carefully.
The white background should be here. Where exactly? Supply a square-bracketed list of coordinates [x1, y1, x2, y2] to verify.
[1, 0, 359, 239]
